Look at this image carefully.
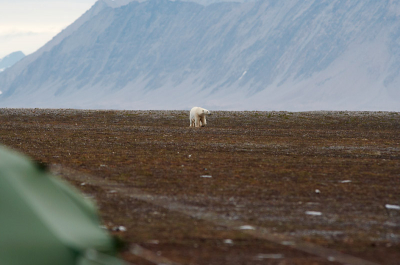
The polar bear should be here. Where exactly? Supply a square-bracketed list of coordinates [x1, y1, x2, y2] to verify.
[189, 107, 211, 127]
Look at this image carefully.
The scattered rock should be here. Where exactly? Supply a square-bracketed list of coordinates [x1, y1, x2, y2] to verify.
[239, 225, 255, 230]
[223, 239, 233, 244]
[112, 226, 127, 232]
[340, 180, 352, 183]
[385, 204, 400, 210]
[306, 211, 322, 216]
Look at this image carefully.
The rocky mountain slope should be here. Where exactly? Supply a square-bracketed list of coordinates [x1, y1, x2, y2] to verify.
[0, 51, 25, 72]
[0, 0, 399, 111]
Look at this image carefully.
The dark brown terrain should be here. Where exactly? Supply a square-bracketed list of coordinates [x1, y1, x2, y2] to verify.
[0, 108, 399, 265]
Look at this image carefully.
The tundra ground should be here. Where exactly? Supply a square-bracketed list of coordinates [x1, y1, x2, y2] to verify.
[0, 109, 399, 265]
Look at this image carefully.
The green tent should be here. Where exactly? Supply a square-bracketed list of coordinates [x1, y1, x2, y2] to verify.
[0, 145, 124, 265]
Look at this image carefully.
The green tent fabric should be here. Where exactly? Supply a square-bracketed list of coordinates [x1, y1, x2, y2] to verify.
[0, 145, 124, 265]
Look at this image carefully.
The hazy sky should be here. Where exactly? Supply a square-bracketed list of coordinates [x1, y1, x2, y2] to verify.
[0, 0, 96, 58]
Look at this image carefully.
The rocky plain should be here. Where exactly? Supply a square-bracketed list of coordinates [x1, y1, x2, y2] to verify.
[0, 108, 399, 264]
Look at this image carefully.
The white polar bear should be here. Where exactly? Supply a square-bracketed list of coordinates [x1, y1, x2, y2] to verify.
[189, 107, 211, 127]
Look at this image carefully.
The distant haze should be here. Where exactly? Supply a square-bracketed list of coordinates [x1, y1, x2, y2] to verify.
[0, 0, 399, 111]
[0, 0, 97, 58]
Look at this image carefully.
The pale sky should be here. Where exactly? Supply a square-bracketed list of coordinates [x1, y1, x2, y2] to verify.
[0, 0, 97, 58]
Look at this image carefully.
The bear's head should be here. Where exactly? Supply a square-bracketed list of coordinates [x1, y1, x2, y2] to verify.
[202, 109, 211, 115]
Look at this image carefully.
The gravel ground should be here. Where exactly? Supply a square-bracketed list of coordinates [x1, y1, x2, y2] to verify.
[0, 108, 399, 265]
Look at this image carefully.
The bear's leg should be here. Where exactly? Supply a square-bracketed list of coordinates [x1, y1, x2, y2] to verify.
[200, 116, 206, 127]
[190, 118, 193, 127]
[195, 117, 200, 127]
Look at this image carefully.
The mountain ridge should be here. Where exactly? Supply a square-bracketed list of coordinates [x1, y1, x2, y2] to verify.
[0, 51, 25, 72]
[0, 0, 399, 111]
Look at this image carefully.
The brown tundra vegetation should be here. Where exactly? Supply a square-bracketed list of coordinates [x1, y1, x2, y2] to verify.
[0, 108, 399, 265]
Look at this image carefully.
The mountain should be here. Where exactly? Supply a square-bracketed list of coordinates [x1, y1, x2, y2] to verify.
[0, 0, 399, 111]
[0, 52, 25, 72]
[189, 0, 254, 5]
